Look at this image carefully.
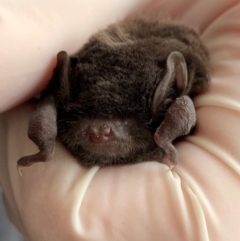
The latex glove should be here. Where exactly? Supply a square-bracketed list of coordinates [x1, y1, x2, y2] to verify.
[1, 0, 240, 240]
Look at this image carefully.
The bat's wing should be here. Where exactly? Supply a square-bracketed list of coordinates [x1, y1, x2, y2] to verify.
[154, 95, 196, 167]
[153, 52, 196, 167]
[17, 51, 73, 172]
[17, 92, 57, 170]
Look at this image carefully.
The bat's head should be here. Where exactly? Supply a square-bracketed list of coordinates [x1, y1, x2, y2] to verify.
[51, 21, 209, 166]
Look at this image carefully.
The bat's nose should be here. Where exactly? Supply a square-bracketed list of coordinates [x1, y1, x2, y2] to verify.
[88, 124, 112, 143]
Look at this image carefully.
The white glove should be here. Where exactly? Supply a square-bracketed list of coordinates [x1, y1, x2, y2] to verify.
[1, 0, 240, 240]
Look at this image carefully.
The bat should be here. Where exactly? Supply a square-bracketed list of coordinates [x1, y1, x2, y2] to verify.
[17, 17, 209, 169]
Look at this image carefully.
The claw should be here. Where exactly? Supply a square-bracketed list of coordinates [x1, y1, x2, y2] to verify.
[17, 164, 24, 177]
[154, 95, 196, 168]
[167, 160, 176, 171]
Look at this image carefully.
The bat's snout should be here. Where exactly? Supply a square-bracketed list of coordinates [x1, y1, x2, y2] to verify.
[75, 119, 135, 155]
[88, 124, 113, 144]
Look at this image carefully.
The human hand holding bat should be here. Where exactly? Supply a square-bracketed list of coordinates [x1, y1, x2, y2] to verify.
[2, 0, 240, 240]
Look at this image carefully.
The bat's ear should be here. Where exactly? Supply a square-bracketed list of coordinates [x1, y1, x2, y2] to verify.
[54, 51, 79, 101]
[152, 51, 188, 114]
[56, 51, 71, 100]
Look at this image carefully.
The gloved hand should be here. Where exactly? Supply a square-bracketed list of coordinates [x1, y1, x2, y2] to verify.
[1, 0, 240, 240]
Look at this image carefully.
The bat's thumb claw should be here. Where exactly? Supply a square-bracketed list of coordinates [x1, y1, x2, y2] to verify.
[17, 164, 24, 177]
[157, 142, 179, 170]
[168, 162, 176, 171]
[161, 161, 176, 173]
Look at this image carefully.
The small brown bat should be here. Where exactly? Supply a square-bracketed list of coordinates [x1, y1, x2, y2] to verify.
[17, 17, 209, 168]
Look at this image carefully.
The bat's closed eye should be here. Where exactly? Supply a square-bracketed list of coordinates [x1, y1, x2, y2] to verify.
[145, 118, 153, 126]
[145, 118, 161, 130]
